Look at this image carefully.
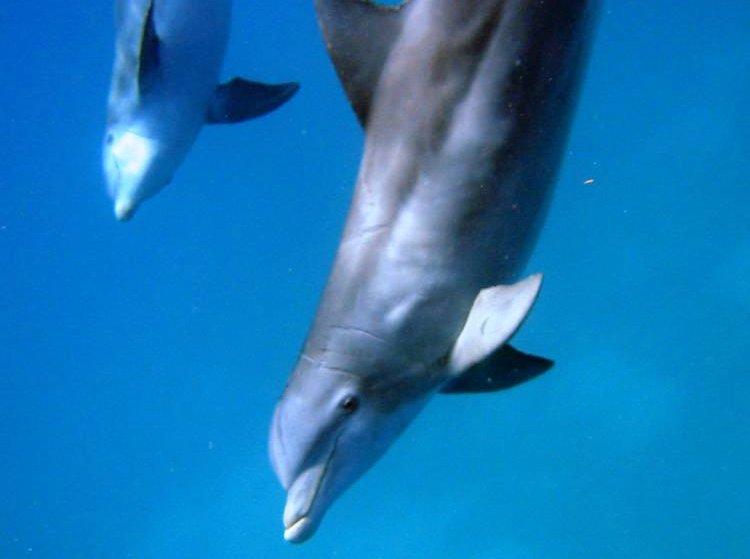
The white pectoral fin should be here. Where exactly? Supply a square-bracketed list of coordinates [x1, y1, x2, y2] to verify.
[442, 274, 551, 394]
[448, 274, 544, 374]
[206, 78, 299, 124]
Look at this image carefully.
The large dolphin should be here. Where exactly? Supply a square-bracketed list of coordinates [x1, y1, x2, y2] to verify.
[269, 0, 599, 543]
[103, 0, 299, 220]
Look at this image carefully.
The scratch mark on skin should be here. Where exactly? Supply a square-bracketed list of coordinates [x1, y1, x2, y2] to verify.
[301, 354, 320, 366]
[329, 325, 389, 344]
[341, 223, 391, 247]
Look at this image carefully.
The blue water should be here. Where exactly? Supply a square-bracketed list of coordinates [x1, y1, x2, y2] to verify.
[1, 1, 748, 557]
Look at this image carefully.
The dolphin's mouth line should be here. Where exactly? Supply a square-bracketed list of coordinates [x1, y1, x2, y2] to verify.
[284, 516, 308, 537]
[285, 432, 341, 530]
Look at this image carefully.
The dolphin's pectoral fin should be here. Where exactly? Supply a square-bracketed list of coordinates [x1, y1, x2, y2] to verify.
[439, 345, 552, 394]
[442, 275, 549, 394]
[315, 0, 410, 126]
[137, 0, 161, 96]
[206, 78, 300, 124]
[448, 274, 543, 374]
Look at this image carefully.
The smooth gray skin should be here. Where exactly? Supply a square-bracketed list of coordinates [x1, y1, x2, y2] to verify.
[270, 0, 599, 543]
[103, 0, 298, 220]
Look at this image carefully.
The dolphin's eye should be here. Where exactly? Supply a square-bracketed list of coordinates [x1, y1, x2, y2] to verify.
[105, 133, 114, 145]
[338, 395, 359, 414]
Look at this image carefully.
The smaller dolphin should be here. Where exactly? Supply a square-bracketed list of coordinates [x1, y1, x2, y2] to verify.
[103, 0, 299, 220]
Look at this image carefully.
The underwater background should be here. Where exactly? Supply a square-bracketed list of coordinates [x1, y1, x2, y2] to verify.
[1, 1, 748, 557]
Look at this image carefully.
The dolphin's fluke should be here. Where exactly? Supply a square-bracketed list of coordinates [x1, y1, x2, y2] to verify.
[448, 274, 544, 374]
[439, 344, 552, 394]
[315, 0, 410, 126]
[206, 78, 300, 124]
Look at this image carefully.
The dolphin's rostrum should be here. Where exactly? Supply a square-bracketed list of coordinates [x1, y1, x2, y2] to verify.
[103, 0, 299, 220]
[270, 0, 600, 543]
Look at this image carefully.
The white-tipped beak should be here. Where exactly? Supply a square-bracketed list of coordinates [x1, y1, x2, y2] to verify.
[114, 198, 136, 221]
[282, 463, 330, 544]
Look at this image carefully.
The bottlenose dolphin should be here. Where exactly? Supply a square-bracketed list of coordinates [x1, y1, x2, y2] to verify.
[103, 0, 299, 220]
[269, 0, 599, 543]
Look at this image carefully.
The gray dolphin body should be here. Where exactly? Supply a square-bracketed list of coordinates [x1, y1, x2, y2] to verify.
[270, 0, 599, 543]
[103, 0, 299, 220]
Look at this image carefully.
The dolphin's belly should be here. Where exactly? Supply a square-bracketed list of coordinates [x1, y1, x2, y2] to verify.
[155, 0, 231, 88]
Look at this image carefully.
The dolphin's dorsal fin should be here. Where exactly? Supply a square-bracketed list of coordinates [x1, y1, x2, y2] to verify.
[448, 274, 543, 374]
[137, 0, 161, 96]
[206, 78, 300, 124]
[440, 344, 552, 394]
[315, 0, 410, 126]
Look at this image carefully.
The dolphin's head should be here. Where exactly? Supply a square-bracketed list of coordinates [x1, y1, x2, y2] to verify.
[102, 126, 170, 221]
[269, 356, 433, 543]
